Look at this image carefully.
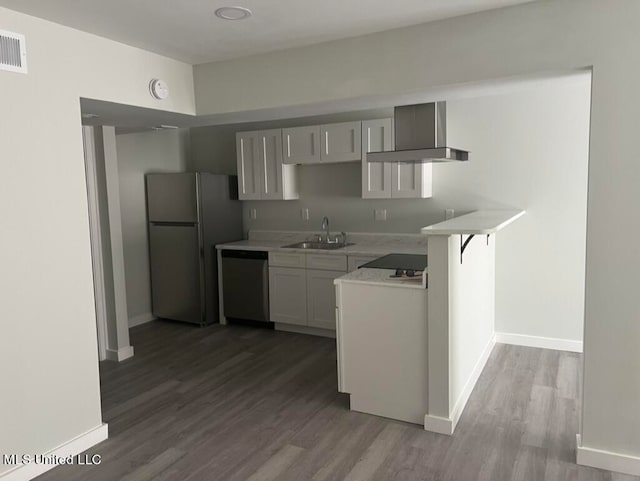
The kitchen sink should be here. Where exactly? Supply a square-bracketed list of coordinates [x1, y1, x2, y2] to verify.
[282, 241, 354, 250]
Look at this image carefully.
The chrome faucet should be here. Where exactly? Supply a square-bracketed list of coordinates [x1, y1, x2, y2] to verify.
[321, 216, 330, 242]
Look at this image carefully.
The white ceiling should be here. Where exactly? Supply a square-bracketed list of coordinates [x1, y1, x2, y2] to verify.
[0, 0, 534, 64]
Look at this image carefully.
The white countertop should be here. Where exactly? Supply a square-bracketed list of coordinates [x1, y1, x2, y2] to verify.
[216, 239, 426, 257]
[420, 210, 525, 235]
[334, 268, 427, 290]
[215, 240, 284, 252]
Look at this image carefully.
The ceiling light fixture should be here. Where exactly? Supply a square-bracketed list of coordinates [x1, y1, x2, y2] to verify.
[82, 113, 99, 119]
[214, 6, 252, 20]
[151, 125, 179, 131]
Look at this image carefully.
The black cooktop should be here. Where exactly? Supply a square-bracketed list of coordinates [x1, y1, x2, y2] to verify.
[360, 253, 427, 271]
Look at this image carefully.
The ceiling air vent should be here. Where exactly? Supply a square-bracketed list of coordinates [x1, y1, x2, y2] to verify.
[0, 30, 27, 74]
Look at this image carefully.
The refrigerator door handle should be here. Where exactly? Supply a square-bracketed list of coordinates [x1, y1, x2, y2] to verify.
[150, 221, 198, 227]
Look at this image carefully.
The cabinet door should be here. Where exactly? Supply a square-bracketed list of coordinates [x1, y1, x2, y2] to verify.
[269, 267, 307, 325]
[321, 121, 362, 163]
[236, 132, 261, 200]
[282, 126, 321, 164]
[256, 129, 284, 200]
[391, 162, 421, 198]
[335, 284, 348, 392]
[362, 119, 393, 199]
[306, 269, 342, 330]
[391, 162, 432, 198]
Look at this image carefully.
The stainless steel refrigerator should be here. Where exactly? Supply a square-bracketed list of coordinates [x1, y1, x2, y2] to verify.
[146, 173, 242, 325]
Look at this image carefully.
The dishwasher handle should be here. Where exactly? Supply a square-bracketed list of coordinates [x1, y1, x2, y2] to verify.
[221, 249, 268, 260]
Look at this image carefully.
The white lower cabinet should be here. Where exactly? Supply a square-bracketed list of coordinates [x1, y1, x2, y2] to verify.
[268, 267, 307, 326]
[268, 254, 347, 331]
[335, 280, 429, 423]
[307, 269, 343, 330]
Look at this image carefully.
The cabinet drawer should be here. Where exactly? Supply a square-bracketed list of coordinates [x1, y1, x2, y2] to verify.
[347, 255, 380, 272]
[306, 254, 347, 271]
[269, 252, 306, 268]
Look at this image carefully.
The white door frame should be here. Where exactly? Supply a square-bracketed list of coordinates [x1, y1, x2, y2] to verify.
[82, 126, 108, 361]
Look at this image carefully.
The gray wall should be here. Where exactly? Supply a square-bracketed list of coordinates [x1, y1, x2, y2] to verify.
[189, 76, 590, 345]
[0, 6, 194, 475]
[116, 129, 190, 327]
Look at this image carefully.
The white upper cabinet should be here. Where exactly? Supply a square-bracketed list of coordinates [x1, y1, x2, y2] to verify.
[362, 119, 393, 199]
[236, 132, 261, 200]
[284, 121, 362, 164]
[391, 162, 433, 198]
[260, 129, 286, 200]
[321, 121, 362, 163]
[239, 118, 432, 200]
[236, 130, 298, 201]
[282, 125, 321, 164]
[362, 118, 433, 199]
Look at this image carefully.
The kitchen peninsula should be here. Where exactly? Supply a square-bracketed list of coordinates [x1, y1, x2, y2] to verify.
[335, 210, 525, 435]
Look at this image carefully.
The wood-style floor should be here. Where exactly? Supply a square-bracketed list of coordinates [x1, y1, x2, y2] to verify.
[37, 320, 637, 481]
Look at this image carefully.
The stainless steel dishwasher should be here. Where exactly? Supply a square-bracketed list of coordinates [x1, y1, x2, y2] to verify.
[221, 250, 270, 323]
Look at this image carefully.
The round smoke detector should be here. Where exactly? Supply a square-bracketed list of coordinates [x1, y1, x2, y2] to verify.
[214, 6, 252, 20]
[149, 78, 169, 100]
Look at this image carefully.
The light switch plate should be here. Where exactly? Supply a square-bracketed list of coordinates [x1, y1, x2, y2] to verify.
[374, 209, 387, 221]
[250, 208, 257, 220]
[445, 209, 455, 220]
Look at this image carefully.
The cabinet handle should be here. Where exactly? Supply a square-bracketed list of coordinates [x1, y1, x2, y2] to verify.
[263, 137, 268, 193]
[286, 135, 291, 158]
[239, 139, 246, 194]
[325, 131, 329, 156]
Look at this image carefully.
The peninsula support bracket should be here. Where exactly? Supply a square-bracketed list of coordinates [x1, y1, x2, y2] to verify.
[460, 234, 491, 263]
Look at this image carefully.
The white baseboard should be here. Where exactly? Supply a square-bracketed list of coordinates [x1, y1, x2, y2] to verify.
[0, 423, 108, 481]
[274, 323, 336, 339]
[424, 414, 453, 435]
[128, 312, 156, 328]
[424, 335, 496, 436]
[450, 335, 496, 430]
[496, 332, 583, 353]
[576, 434, 640, 477]
[105, 345, 134, 362]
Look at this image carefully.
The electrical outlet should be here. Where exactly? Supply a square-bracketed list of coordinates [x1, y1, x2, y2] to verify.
[374, 209, 387, 221]
[250, 208, 257, 220]
[445, 209, 455, 220]
[301, 208, 310, 221]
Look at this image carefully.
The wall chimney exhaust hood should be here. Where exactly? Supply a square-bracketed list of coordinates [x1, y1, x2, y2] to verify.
[367, 102, 469, 163]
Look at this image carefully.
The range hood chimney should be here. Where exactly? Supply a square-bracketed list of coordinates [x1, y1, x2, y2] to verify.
[367, 102, 469, 163]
